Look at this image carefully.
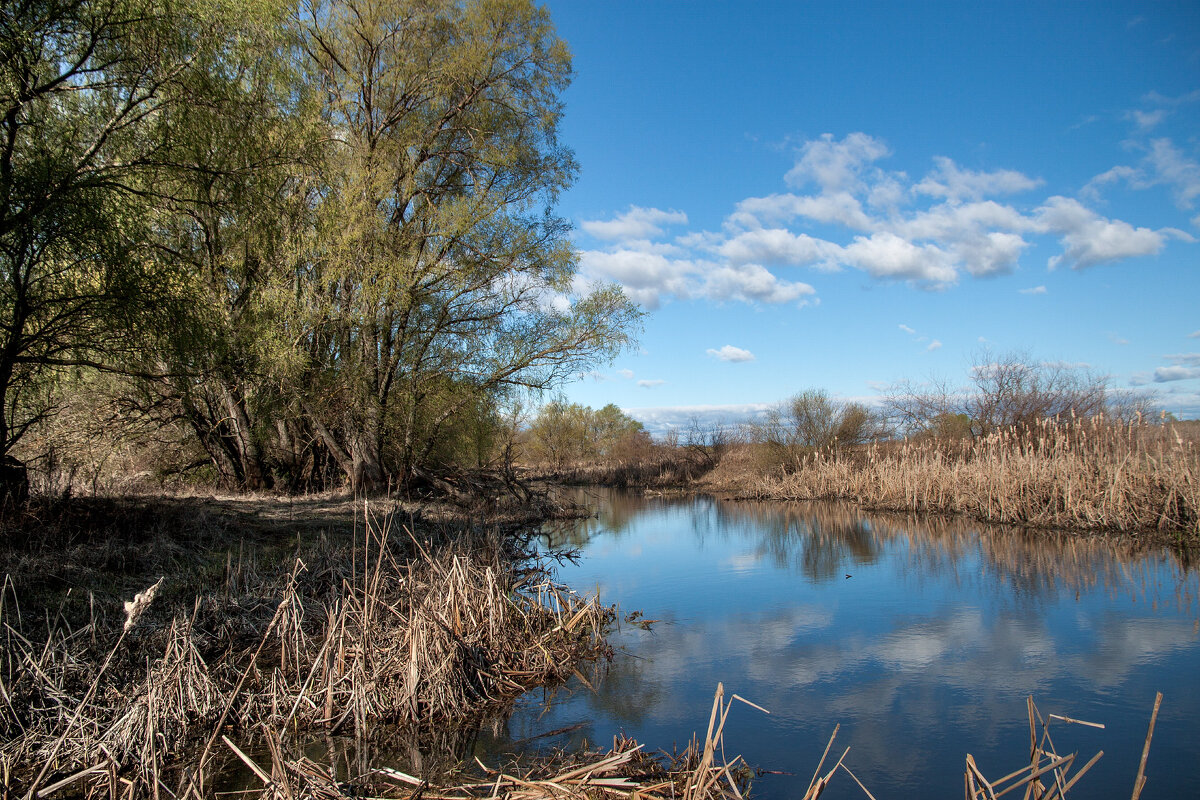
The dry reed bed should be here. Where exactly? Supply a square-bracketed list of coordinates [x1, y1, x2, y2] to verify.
[742, 419, 1199, 536]
[1, 510, 613, 799]
[221, 684, 833, 800]
[216, 686, 1166, 800]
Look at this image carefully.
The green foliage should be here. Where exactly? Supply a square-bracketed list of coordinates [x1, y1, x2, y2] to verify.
[527, 401, 647, 469]
[2, 0, 642, 494]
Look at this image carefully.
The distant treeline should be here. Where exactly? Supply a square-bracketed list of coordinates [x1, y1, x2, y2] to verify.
[517, 353, 1199, 536]
[2, 0, 640, 495]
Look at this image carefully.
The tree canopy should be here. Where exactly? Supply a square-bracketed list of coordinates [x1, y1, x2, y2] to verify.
[1, 0, 641, 494]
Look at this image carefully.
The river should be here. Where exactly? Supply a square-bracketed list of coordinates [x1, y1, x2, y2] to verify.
[469, 488, 1200, 800]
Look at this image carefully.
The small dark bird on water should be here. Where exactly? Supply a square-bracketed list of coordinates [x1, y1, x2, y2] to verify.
[845, 574, 852, 579]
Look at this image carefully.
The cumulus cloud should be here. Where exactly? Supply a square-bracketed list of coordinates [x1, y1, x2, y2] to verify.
[785, 132, 890, 193]
[706, 345, 756, 362]
[913, 156, 1043, 203]
[577, 249, 696, 310]
[1037, 197, 1168, 269]
[616, 368, 635, 380]
[702, 263, 816, 304]
[581, 206, 687, 242]
[1164, 353, 1200, 366]
[926, 339, 943, 351]
[574, 133, 1195, 310]
[637, 379, 666, 388]
[841, 232, 957, 284]
[718, 228, 836, 266]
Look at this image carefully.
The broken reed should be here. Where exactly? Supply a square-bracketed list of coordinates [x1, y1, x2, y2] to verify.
[1, 511, 613, 799]
[747, 417, 1199, 535]
[214, 682, 771, 800]
[228, 688, 1165, 800]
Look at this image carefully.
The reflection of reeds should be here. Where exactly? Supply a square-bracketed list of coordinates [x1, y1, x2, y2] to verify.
[736, 418, 1198, 535]
[2, 509, 613, 798]
[214, 683, 765, 800]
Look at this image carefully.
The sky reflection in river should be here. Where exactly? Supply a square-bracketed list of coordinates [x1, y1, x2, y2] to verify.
[484, 490, 1200, 800]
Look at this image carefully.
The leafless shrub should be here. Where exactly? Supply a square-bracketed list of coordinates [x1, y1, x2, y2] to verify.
[752, 390, 888, 471]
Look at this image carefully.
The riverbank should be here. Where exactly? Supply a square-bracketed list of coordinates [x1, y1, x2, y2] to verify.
[532, 418, 1200, 543]
[0, 492, 612, 797]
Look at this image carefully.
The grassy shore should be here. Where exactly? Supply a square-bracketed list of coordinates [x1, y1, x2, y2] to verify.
[0, 493, 612, 798]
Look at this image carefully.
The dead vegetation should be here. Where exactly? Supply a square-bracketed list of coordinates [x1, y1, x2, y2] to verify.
[963, 693, 1164, 800]
[126, 686, 1165, 800]
[706, 417, 1199, 538]
[0, 497, 613, 798]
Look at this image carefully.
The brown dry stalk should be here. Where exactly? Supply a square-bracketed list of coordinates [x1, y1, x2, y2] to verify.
[2, 510, 614, 799]
[741, 419, 1198, 535]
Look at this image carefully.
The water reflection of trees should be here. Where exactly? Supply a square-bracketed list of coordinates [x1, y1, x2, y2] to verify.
[546, 488, 1196, 609]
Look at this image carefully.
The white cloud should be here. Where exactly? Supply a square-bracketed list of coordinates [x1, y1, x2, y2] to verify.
[1037, 197, 1168, 269]
[616, 368, 635, 379]
[1081, 165, 1140, 202]
[1082, 139, 1200, 211]
[637, 379, 666, 388]
[913, 156, 1042, 203]
[1141, 89, 1200, 106]
[706, 345, 756, 363]
[581, 206, 688, 242]
[701, 263, 816, 305]
[1110, 333, 1130, 345]
[623, 403, 775, 435]
[718, 228, 835, 266]
[578, 133, 1196, 311]
[926, 339, 942, 351]
[577, 249, 696, 309]
[1144, 138, 1200, 208]
[1126, 109, 1167, 131]
[1164, 353, 1200, 366]
[785, 132, 890, 193]
[898, 324, 916, 335]
[1153, 366, 1200, 382]
[731, 191, 874, 231]
[840, 232, 958, 284]
[1190, 330, 1200, 339]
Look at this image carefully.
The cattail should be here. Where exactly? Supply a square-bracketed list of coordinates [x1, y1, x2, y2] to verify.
[124, 577, 163, 632]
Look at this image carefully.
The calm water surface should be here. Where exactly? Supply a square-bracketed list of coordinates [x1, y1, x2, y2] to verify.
[475, 489, 1200, 800]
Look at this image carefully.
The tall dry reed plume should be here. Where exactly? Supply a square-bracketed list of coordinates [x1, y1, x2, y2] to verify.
[1, 509, 613, 799]
[746, 417, 1198, 535]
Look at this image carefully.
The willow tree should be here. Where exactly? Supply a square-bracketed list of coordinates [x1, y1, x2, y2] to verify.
[132, 2, 323, 490]
[0, 0, 294, 496]
[295, 0, 638, 491]
[0, 0, 189, 491]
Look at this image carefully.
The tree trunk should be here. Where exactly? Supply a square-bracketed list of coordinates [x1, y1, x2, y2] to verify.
[219, 380, 273, 490]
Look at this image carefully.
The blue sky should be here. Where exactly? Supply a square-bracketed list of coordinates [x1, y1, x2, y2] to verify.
[544, 1, 1200, 431]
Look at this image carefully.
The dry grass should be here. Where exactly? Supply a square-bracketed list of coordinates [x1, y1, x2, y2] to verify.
[203, 684, 803, 800]
[710, 418, 1199, 537]
[1, 500, 613, 799]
